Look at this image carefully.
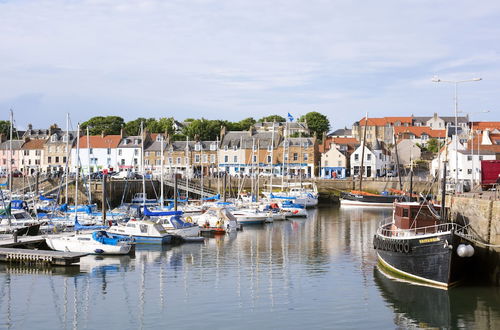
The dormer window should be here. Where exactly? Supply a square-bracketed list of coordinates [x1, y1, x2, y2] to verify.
[156, 135, 162, 142]
[62, 134, 68, 142]
[195, 143, 201, 151]
[233, 145, 237, 151]
[267, 145, 272, 152]
[134, 139, 140, 145]
[224, 146, 228, 151]
[123, 139, 129, 145]
[253, 145, 257, 151]
[51, 134, 57, 142]
[210, 143, 216, 151]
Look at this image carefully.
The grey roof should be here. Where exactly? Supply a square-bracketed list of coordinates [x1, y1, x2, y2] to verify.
[221, 131, 281, 149]
[413, 116, 468, 125]
[46, 131, 77, 144]
[118, 136, 142, 148]
[329, 128, 352, 136]
[278, 137, 314, 147]
[0, 140, 24, 150]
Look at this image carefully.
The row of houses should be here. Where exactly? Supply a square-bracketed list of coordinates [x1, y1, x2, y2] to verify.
[1, 117, 498, 182]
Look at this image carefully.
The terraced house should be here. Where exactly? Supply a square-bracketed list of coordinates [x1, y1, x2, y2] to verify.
[42, 130, 77, 174]
[21, 139, 45, 175]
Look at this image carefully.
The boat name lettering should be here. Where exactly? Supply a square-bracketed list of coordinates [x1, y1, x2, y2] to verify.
[419, 237, 439, 244]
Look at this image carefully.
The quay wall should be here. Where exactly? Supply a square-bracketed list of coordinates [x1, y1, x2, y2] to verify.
[447, 195, 500, 285]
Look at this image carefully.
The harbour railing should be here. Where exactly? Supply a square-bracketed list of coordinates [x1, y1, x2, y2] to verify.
[377, 220, 462, 238]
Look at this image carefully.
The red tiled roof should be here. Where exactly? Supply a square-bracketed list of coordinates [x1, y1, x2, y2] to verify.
[358, 116, 413, 126]
[22, 139, 46, 149]
[467, 133, 500, 153]
[77, 135, 122, 149]
[394, 126, 446, 138]
[471, 122, 500, 131]
[332, 137, 359, 144]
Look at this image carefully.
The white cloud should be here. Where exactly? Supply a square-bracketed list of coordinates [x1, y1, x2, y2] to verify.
[0, 0, 499, 128]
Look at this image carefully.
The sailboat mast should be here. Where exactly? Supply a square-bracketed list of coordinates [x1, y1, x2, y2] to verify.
[160, 134, 164, 207]
[86, 126, 92, 204]
[8, 110, 13, 196]
[75, 124, 81, 219]
[65, 113, 70, 204]
[393, 132, 403, 191]
[141, 121, 146, 207]
[359, 112, 368, 191]
[200, 140, 204, 201]
[269, 123, 275, 195]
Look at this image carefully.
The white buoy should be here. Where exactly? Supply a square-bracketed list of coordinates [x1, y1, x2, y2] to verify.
[457, 244, 468, 257]
[465, 244, 475, 257]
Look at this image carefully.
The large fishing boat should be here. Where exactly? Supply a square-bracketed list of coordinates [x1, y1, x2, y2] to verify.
[373, 200, 474, 288]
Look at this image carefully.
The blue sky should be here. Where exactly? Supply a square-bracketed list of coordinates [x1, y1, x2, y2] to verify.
[0, 0, 498, 131]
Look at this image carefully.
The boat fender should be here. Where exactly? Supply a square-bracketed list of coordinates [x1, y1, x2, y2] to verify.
[94, 249, 104, 254]
[403, 241, 410, 254]
[373, 236, 377, 249]
[185, 216, 193, 223]
[457, 244, 475, 257]
[398, 241, 404, 253]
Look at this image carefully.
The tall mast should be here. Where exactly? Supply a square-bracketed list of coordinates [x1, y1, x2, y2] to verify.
[141, 121, 146, 207]
[269, 122, 275, 195]
[359, 112, 368, 191]
[160, 134, 164, 207]
[86, 126, 92, 204]
[185, 135, 189, 201]
[281, 124, 286, 188]
[392, 133, 403, 191]
[8, 109, 13, 196]
[65, 113, 70, 204]
[200, 140, 204, 201]
[74, 124, 81, 218]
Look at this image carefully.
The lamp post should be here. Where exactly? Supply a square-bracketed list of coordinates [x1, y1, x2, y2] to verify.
[432, 76, 482, 193]
[463, 110, 491, 187]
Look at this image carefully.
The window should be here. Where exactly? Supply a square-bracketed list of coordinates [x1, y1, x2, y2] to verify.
[354, 154, 359, 161]
[467, 155, 472, 161]
[233, 155, 238, 163]
[479, 156, 483, 161]
[89, 148, 93, 154]
[134, 139, 140, 145]
[224, 155, 228, 163]
[118, 149, 122, 156]
[253, 145, 257, 151]
[195, 144, 201, 151]
[145, 151, 150, 157]
[177, 157, 181, 164]
[156, 135, 162, 142]
[121, 159, 125, 165]
[202, 155, 208, 163]
[185, 157, 189, 164]
[233, 146, 237, 151]
[267, 145, 272, 151]
[293, 153, 298, 161]
[367, 154, 371, 161]
[379, 153, 383, 160]
[55, 156, 59, 163]
[145, 159, 150, 165]
[303, 153, 308, 161]
[134, 149, 139, 156]
[284, 154, 288, 161]
[63, 156, 66, 163]
[51, 135, 57, 142]
[156, 151, 160, 157]
[210, 144, 216, 151]
[133, 158, 138, 165]
[210, 155, 216, 163]
[48, 156, 51, 164]
[195, 155, 200, 163]
[107, 158, 111, 165]
[62, 134, 68, 142]
[467, 169, 472, 174]
[224, 146, 228, 151]
[403, 208, 409, 218]
[168, 157, 173, 164]
[156, 159, 161, 165]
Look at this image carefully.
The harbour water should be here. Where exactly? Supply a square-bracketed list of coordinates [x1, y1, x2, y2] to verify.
[0, 206, 499, 329]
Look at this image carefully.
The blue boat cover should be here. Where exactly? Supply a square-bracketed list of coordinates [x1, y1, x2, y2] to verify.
[92, 230, 123, 246]
[201, 194, 220, 201]
[10, 200, 27, 209]
[74, 216, 108, 231]
[270, 193, 296, 200]
[0, 182, 7, 187]
[170, 215, 196, 229]
[281, 200, 305, 209]
[143, 206, 183, 217]
[40, 194, 55, 201]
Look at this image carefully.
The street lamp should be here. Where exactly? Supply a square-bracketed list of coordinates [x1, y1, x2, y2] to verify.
[432, 76, 482, 193]
[461, 110, 491, 187]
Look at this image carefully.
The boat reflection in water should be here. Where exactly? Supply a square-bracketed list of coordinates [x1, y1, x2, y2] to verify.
[374, 266, 500, 329]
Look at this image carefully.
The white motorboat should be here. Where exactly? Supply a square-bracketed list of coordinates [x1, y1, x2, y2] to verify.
[227, 207, 269, 225]
[191, 207, 239, 232]
[143, 207, 201, 238]
[46, 231, 133, 255]
[107, 219, 174, 244]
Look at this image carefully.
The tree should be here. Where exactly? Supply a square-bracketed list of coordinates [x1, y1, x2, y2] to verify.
[144, 117, 175, 135]
[182, 118, 223, 141]
[299, 111, 330, 138]
[123, 118, 158, 136]
[81, 116, 124, 135]
[426, 138, 443, 153]
[0, 120, 15, 138]
[258, 115, 286, 123]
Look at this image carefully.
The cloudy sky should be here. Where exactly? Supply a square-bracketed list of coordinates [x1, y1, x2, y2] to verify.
[0, 0, 498, 130]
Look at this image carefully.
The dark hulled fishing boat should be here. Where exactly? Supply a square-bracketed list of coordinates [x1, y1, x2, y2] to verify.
[340, 190, 402, 207]
[373, 200, 474, 288]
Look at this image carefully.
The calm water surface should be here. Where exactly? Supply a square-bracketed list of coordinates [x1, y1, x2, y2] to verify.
[0, 207, 499, 329]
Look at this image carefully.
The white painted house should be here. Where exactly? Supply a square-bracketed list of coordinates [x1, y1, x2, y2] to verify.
[350, 141, 391, 178]
[321, 145, 347, 179]
[71, 135, 122, 174]
[117, 135, 144, 172]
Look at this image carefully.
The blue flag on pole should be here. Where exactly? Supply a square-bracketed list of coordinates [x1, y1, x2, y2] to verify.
[287, 113, 294, 122]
